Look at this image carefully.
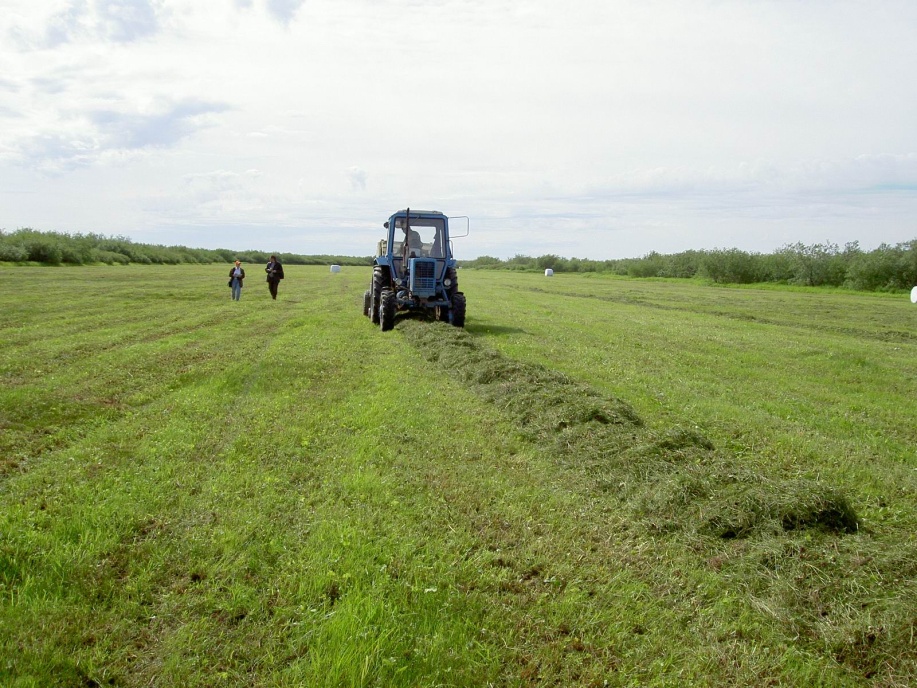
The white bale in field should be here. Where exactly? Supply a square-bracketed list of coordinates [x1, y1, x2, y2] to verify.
[544, 268, 554, 277]
[330, 264, 342, 273]
[911, 286, 917, 303]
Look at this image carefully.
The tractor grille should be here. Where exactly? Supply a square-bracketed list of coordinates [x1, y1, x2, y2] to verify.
[410, 258, 436, 297]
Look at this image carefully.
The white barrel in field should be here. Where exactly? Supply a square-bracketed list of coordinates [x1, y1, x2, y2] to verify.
[911, 286, 917, 303]
[330, 264, 342, 273]
[544, 268, 554, 277]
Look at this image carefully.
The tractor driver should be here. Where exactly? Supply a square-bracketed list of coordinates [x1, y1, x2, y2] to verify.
[404, 227, 423, 257]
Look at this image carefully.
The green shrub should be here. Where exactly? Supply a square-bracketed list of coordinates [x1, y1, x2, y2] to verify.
[0, 242, 28, 262]
[627, 251, 665, 278]
[95, 250, 130, 265]
[25, 237, 63, 264]
[846, 244, 901, 291]
[701, 248, 765, 284]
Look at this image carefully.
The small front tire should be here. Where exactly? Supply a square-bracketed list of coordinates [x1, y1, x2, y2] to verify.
[370, 269, 384, 325]
[451, 292, 466, 328]
[380, 288, 396, 331]
[362, 289, 371, 317]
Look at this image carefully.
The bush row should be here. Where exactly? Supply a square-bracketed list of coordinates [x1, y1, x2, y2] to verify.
[0, 229, 373, 268]
[4, 228, 915, 292]
[461, 240, 917, 292]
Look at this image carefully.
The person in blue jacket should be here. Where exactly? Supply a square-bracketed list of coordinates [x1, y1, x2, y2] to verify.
[228, 260, 245, 300]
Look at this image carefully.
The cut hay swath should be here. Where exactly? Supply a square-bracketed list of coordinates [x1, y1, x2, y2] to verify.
[399, 319, 858, 537]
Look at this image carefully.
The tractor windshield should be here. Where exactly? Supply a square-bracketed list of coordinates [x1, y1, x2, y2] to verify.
[393, 217, 446, 258]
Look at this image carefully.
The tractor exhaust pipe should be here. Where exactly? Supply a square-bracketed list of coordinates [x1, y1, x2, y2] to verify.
[402, 207, 411, 266]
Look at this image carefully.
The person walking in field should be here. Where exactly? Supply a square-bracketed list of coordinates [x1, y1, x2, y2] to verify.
[229, 260, 245, 300]
[265, 255, 284, 300]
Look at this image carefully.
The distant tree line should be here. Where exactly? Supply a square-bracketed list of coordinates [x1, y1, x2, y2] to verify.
[3, 228, 915, 292]
[460, 240, 917, 292]
[0, 228, 372, 267]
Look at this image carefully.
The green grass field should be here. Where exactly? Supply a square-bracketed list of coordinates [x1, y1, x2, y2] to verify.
[1, 265, 915, 687]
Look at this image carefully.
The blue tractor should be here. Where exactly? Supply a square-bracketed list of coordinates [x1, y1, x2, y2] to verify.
[363, 208, 467, 331]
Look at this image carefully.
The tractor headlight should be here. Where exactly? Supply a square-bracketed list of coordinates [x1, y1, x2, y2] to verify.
[395, 277, 404, 287]
[443, 278, 452, 287]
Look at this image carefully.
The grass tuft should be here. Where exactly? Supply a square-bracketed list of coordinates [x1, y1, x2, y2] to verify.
[774, 481, 859, 534]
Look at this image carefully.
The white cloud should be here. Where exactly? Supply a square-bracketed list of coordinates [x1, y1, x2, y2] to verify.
[346, 166, 367, 191]
[9, 0, 165, 48]
[89, 100, 229, 149]
[44, 0, 89, 47]
[2, 99, 229, 172]
[264, 0, 305, 25]
[96, 0, 163, 42]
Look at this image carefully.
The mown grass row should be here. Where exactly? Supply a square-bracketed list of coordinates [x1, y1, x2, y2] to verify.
[402, 318, 858, 537]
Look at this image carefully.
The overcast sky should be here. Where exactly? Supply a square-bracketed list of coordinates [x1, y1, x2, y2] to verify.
[2, 0, 916, 260]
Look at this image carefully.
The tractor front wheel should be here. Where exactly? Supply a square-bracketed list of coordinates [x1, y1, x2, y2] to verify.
[451, 292, 466, 328]
[370, 269, 384, 324]
[380, 288, 396, 331]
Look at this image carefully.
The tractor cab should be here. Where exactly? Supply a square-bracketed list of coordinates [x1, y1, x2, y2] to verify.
[387, 213, 448, 283]
[391, 216, 445, 259]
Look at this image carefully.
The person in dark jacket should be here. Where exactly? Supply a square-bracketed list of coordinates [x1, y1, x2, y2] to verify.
[265, 255, 284, 300]
[229, 260, 245, 300]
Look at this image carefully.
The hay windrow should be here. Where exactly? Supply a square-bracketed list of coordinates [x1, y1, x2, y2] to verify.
[400, 320, 858, 538]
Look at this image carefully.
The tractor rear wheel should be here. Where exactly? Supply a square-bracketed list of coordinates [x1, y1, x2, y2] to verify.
[362, 289, 371, 317]
[370, 269, 383, 324]
[380, 288, 396, 331]
[451, 292, 466, 328]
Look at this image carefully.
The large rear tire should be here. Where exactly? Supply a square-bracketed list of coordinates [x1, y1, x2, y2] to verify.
[370, 269, 384, 325]
[451, 292, 466, 328]
[380, 288, 396, 331]
[362, 289, 371, 317]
